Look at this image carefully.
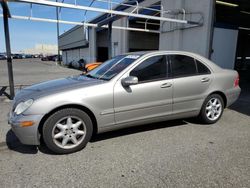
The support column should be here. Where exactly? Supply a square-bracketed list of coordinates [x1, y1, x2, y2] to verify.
[2, 5, 15, 99]
[108, 21, 112, 59]
[89, 27, 97, 62]
[56, 0, 61, 64]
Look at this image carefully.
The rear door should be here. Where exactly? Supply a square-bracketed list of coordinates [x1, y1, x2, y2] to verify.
[168, 54, 212, 114]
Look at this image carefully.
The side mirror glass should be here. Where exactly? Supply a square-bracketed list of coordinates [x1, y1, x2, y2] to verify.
[121, 76, 138, 87]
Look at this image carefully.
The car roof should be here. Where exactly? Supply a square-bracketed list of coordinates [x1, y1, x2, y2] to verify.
[123, 51, 157, 56]
[123, 50, 204, 56]
[122, 50, 222, 72]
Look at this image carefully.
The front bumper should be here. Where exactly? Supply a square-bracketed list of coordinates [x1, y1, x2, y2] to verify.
[8, 112, 43, 145]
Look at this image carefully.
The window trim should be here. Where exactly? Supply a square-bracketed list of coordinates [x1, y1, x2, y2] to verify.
[129, 55, 169, 84]
[168, 54, 211, 79]
[194, 59, 211, 75]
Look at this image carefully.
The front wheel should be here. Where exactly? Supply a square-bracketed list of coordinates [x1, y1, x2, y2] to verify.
[42, 108, 93, 154]
[199, 94, 224, 124]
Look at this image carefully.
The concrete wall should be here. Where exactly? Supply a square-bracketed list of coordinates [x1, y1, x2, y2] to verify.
[88, 28, 97, 63]
[61, 27, 97, 64]
[159, 0, 214, 58]
[65, 49, 80, 63]
[62, 47, 91, 64]
[112, 17, 129, 56]
[59, 26, 88, 50]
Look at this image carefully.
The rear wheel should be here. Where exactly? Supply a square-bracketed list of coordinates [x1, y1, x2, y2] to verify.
[42, 108, 93, 154]
[199, 94, 224, 124]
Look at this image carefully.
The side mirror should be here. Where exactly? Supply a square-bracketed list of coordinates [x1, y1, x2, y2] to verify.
[121, 76, 138, 87]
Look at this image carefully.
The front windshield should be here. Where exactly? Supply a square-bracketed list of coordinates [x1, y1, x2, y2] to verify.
[86, 54, 141, 81]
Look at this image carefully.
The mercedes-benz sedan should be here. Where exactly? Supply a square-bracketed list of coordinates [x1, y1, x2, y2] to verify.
[8, 51, 241, 154]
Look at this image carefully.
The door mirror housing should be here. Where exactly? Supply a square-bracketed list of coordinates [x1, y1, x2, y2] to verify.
[121, 76, 138, 87]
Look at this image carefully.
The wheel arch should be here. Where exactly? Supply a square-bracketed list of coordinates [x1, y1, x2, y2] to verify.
[208, 91, 227, 108]
[38, 104, 98, 139]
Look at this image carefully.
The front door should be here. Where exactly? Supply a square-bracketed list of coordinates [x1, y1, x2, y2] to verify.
[114, 55, 173, 125]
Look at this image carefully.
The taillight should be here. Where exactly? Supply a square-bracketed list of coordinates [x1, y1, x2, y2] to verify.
[234, 73, 239, 87]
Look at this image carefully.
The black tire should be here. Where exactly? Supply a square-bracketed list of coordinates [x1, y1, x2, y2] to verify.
[199, 94, 224, 124]
[42, 108, 93, 154]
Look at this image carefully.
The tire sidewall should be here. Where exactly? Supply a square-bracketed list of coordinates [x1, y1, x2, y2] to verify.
[42, 108, 93, 154]
[200, 94, 224, 124]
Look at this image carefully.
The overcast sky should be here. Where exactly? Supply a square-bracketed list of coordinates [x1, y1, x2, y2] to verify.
[0, 0, 123, 53]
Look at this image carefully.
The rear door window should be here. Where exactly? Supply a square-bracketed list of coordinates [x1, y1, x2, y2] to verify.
[169, 55, 197, 78]
[196, 60, 211, 74]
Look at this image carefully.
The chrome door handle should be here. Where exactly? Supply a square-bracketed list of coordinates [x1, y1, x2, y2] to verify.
[161, 83, 172, 88]
[201, 77, 210, 83]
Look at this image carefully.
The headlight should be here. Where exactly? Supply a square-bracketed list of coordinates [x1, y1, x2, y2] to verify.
[14, 99, 34, 115]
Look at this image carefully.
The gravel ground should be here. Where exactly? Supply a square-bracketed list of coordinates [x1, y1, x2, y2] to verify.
[0, 59, 249, 188]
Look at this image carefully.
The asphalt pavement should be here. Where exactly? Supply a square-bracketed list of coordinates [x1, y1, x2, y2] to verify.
[0, 59, 249, 188]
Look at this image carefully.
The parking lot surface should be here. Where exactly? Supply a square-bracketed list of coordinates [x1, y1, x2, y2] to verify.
[0, 58, 80, 86]
[0, 59, 250, 188]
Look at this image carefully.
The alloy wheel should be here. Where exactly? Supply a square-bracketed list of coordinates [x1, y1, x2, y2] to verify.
[205, 98, 222, 121]
[52, 116, 86, 149]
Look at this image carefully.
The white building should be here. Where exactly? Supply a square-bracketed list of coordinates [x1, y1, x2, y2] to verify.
[22, 44, 58, 55]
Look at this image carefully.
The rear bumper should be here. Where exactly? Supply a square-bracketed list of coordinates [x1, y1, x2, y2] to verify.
[225, 87, 241, 107]
[8, 113, 43, 145]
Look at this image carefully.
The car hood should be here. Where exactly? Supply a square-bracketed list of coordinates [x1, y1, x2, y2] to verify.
[14, 75, 105, 104]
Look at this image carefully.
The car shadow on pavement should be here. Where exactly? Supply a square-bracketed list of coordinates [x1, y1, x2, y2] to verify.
[6, 129, 57, 155]
[6, 130, 38, 154]
[229, 81, 250, 116]
[90, 119, 187, 143]
[230, 99, 250, 116]
[5, 120, 188, 155]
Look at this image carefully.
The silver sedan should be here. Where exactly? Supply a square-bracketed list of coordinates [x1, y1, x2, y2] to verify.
[8, 51, 241, 154]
